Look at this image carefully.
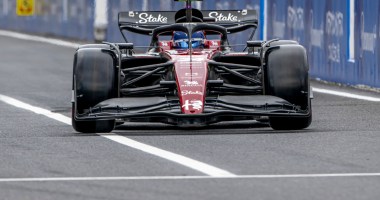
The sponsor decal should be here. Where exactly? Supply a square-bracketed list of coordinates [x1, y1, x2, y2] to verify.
[185, 72, 199, 77]
[181, 80, 201, 87]
[180, 76, 203, 80]
[325, 11, 343, 37]
[181, 90, 203, 96]
[209, 12, 239, 22]
[177, 57, 205, 62]
[287, 6, 304, 31]
[327, 43, 340, 63]
[177, 61, 202, 64]
[361, 13, 377, 53]
[310, 28, 323, 48]
[177, 60, 204, 68]
[184, 80, 199, 85]
[180, 66, 204, 69]
[182, 100, 203, 111]
[138, 13, 168, 24]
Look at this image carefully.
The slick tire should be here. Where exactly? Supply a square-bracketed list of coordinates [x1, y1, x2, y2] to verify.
[72, 48, 118, 133]
[268, 102, 312, 130]
[264, 44, 312, 130]
[71, 103, 116, 133]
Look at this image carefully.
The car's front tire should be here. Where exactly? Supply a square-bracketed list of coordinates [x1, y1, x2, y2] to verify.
[268, 101, 312, 130]
[263, 44, 312, 130]
[72, 47, 118, 133]
[72, 103, 115, 133]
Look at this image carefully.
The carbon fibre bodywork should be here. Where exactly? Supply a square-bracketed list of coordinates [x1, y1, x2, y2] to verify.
[72, 3, 312, 132]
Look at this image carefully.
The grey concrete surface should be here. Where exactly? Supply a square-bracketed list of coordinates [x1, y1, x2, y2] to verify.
[0, 35, 380, 200]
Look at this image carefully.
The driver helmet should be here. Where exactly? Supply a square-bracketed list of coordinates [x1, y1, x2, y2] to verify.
[173, 31, 205, 49]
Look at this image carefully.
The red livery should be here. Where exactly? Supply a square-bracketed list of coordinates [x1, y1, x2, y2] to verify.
[72, 0, 312, 133]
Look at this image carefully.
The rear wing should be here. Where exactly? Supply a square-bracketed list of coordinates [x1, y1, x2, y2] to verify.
[118, 9, 258, 35]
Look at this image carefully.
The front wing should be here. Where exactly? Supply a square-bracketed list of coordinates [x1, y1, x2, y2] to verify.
[74, 95, 311, 126]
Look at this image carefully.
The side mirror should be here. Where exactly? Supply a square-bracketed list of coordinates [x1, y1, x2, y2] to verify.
[246, 41, 262, 48]
[246, 41, 262, 54]
[117, 43, 134, 50]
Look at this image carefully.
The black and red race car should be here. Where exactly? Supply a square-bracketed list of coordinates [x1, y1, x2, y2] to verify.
[72, 0, 312, 133]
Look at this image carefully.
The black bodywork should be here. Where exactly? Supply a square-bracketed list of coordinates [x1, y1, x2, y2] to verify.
[72, 2, 312, 132]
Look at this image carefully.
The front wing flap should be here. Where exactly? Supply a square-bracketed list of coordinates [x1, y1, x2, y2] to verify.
[75, 95, 311, 125]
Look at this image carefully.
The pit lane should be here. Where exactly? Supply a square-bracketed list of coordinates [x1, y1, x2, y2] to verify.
[0, 32, 379, 200]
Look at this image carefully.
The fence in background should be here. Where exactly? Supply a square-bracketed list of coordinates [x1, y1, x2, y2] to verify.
[355, 0, 380, 86]
[0, 0, 379, 88]
[265, 0, 380, 87]
[0, 0, 94, 41]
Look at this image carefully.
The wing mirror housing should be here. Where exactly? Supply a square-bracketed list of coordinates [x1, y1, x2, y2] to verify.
[247, 41, 262, 54]
[247, 41, 262, 48]
[117, 43, 134, 50]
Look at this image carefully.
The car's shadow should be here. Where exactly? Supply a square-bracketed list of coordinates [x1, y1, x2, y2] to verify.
[111, 120, 314, 136]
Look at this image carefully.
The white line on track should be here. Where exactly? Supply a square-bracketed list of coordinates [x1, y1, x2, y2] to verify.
[0, 94, 71, 125]
[100, 134, 235, 177]
[0, 94, 235, 177]
[0, 173, 380, 182]
[312, 87, 380, 102]
[0, 30, 80, 49]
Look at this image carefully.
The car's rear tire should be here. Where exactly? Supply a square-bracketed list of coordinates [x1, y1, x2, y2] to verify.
[263, 44, 312, 130]
[72, 48, 118, 133]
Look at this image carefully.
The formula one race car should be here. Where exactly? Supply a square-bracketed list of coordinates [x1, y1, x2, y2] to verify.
[72, 0, 312, 133]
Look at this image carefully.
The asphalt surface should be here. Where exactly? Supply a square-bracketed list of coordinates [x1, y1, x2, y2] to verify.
[0, 34, 380, 200]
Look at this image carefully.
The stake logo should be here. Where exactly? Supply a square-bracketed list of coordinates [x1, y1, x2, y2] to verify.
[184, 80, 198, 85]
[181, 80, 201, 87]
[138, 13, 168, 24]
[209, 12, 239, 22]
[181, 90, 203, 96]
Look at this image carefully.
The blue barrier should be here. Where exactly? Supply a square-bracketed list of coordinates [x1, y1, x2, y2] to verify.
[266, 0, 287, 39]
[264, 0, 380, 88]
[267, 0, 349, 84]
[355, 0, 380, 86]
[308, 0, 326, 80]
[325, 1, 348, 84]
[0, 0, 94, 41]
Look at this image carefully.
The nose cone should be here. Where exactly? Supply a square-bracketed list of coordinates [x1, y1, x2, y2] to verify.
[174, 55, 208, 114]
[179, 80, 204, 114]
